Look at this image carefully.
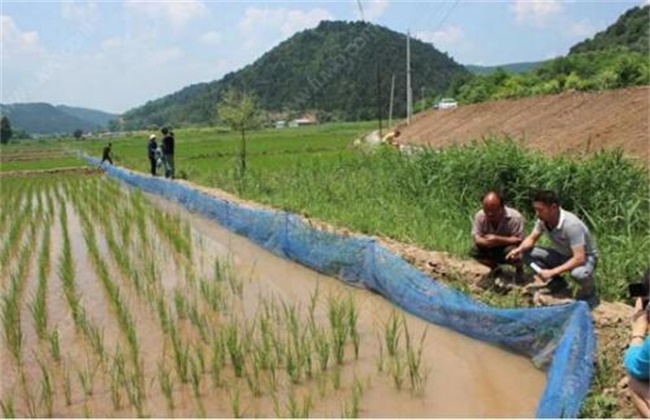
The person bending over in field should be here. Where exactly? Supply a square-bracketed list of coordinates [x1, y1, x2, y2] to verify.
[507, 190, 599, 308]
[99, 142, 113, 167]
[382, 129, 401, 148]
[470, 191, 525, 281]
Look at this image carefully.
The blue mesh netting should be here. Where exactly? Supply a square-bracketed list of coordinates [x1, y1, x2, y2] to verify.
[88, 157, 596, 417]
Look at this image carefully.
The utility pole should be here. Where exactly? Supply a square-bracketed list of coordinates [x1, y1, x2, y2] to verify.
[421, 86, 425, 112]
[376, 57, 382, 139]
[388, 73, 395, 128]
[406, 31, 412, 125]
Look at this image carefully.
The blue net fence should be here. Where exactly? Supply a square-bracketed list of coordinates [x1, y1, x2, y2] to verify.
[88, 158, 596, 417]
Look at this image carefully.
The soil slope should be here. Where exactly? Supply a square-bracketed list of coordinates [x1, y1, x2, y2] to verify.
[400, 85, 649, 162]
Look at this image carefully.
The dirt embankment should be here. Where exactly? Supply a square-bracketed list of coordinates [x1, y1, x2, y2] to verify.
[400, 86, 649, 162]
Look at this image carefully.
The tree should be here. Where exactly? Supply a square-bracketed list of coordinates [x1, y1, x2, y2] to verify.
[216, 88, 261, 178]
[1, 116, 13, 144]
[73, 129, 84, 140]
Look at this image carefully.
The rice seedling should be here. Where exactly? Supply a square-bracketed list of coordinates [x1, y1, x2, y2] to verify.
[170, 325, 189, 383]
[189, 354, 202, 398]
[210, 334, 225, 388]
[0, 395, 15, 418]
[328, 296, 349, 365]
[332, 366, 342, 390]
[404, 322, 429, 394]
[1, 281, 23, 362]
[158, 362, 175, 411]
[384, 310, 401, 358]
[36, 358, 54, 417]
[375, 333, 384, 373]
[230, 387, 242, 418]
[82, 402, 91, 418]
[285, 346, 300, 384]
[285, 392, 300, 418]
[62, 363, 72, 406]
[389, 352, 405, 390]
[125, 369, 146, 418]
[245, 361, 263, 398]
[271, 393, 282, 418]
[226, 322, 245, 377]
[313, 326, 330, 373]
[108, 347, 127, 411]
[173, 289, 187, 320]
[347, 297, 360, 359]
[30, 222, 52, 339]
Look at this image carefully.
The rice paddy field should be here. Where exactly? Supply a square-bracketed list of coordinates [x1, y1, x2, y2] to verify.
[0, 173, 545, 417]
[1, 121, 648, 417]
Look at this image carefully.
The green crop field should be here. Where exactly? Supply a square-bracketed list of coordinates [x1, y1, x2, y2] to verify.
[7, 122, 649, 303]
[3, 121, 649, 417]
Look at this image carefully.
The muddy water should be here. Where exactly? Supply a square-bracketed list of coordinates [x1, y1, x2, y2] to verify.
[1, 181, 546, 418]
[147, 194, 546, 417]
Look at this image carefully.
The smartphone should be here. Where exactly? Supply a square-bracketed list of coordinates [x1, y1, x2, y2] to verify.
[629, 283, 648, 298]
[629, 283, 650, 309]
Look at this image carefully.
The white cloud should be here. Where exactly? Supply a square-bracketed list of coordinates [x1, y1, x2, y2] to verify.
[511, 0, 564, 27]
[0, 15, 42, 55]
[355, 0, 389, 21]
[124, 0, 207, 32]
[61, 0, 98, 24]
[199, 31, 222, 46]
[567, 19, 597, 39]
[238, 7, 333, 52]
[416, 25, 465, 49]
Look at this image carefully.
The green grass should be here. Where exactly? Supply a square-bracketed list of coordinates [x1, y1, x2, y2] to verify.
[0, 157, 84, 172]
[5, 125, 649, 302]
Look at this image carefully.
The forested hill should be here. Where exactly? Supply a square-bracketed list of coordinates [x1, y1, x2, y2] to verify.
[121, 21, 469, 129]
[0, 103, 115, 135]
[570, 5, 649, 55]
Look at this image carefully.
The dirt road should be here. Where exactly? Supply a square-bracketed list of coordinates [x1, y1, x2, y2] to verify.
[400, 85, 649, 162]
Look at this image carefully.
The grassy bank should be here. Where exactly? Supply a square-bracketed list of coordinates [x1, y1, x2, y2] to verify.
[207, 137, 648, 303]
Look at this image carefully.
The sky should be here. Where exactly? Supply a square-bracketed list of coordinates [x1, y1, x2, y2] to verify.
[1, 0, 647, 114]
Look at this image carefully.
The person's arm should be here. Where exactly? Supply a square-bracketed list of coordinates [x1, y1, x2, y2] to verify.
[624, 299, 649, 380]
[538, 224, 588, 280]
[538, 245, 585, 280]
[481, 234, 522, 247]
[506, 229, 541, 260]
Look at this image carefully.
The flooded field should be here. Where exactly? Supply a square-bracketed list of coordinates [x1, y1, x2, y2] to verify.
[0, 174, 545, 417]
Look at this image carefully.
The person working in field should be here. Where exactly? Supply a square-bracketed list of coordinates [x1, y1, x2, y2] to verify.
[506, 190, 599, 308]
[382, 129, 401, 148]
[470, 191, 525, 281]
[99, 142, 113, 167]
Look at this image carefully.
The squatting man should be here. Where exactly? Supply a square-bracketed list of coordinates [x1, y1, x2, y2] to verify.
[506, 190, 599, 308]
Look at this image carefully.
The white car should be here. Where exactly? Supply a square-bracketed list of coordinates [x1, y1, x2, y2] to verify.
[434, 98, 458, 110]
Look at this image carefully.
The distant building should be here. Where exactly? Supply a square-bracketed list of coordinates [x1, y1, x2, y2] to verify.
[288, 118, 316, 128]
[274, 120, 286, 129]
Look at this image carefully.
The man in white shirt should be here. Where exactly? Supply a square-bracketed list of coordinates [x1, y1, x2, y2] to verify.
[507, 190, 598, 308]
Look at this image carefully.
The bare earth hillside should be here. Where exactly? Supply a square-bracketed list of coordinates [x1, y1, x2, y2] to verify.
[400, 85, 649, 162]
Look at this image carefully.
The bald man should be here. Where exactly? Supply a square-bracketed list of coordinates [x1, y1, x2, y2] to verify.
[470, 191, 525, 277]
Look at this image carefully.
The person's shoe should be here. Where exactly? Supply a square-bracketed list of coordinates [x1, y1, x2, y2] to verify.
[546, 276, 569, 294]
[515, 264, 526, 284]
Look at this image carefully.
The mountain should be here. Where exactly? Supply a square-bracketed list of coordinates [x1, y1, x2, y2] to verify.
[56, 105, 117, 127]
[0, 103, 117, 135]
[122, 21, 469, 129]
[570, 5, 649, 55]
[465, 61, 547, 75]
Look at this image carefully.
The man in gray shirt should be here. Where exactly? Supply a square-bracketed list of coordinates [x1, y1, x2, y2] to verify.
[507, 190, 598, 307]
[470, 191, 525, 279]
